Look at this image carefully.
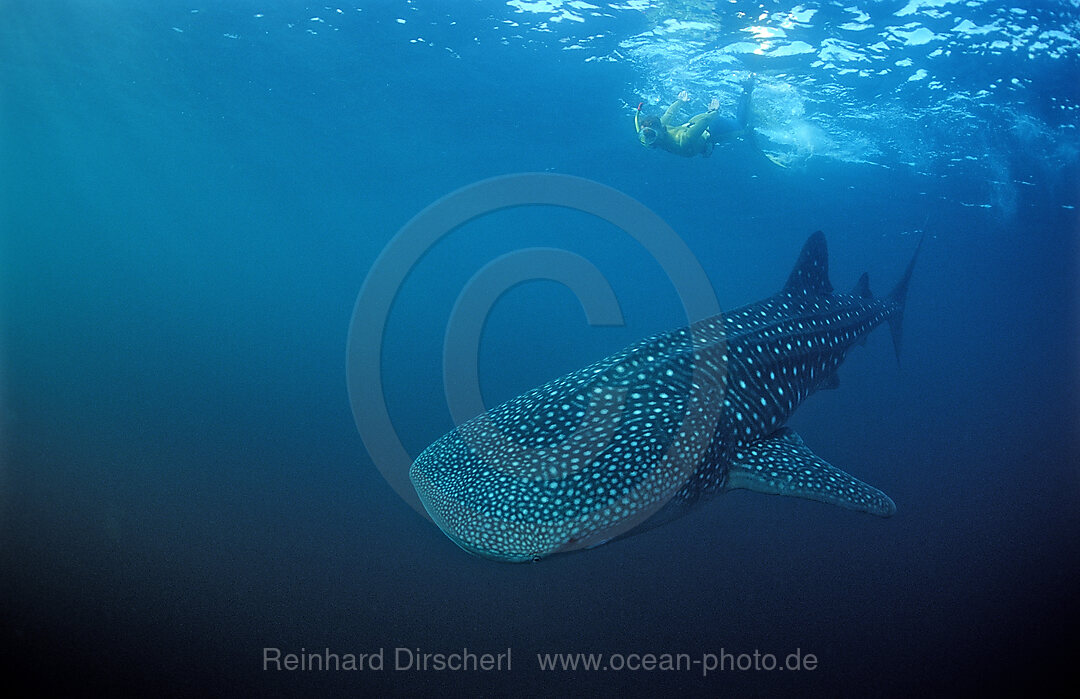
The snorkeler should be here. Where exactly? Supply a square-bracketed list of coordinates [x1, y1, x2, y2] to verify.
[636, 78, 755, 158]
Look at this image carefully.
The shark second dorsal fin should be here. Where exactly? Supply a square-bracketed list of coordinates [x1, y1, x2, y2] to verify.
[783, 231, 833, 296]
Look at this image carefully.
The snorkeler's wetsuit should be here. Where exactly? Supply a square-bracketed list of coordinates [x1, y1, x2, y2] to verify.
[639, 82, 754, 157]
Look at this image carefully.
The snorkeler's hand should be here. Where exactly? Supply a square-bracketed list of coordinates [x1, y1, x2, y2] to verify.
[708, 97, 720, 111]
[677, 90, 690, 102]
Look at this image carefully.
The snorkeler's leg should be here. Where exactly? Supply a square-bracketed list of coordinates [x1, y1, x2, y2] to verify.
[735, 76, 755, 130]
[706, 116, 739, 144]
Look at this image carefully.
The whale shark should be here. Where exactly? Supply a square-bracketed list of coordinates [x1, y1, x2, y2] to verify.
[410, 232, 920, 562]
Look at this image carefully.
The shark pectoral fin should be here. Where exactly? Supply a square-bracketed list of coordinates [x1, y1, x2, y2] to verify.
[724, 429, 896, 517]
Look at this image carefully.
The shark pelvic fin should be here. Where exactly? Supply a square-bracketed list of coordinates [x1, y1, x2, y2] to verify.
[724, 428, 896, 516]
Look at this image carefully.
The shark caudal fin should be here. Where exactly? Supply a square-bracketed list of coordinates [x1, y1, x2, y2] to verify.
[886, 236, 923, 365]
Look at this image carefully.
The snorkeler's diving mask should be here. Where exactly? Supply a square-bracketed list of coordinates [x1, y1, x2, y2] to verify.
[640, 126, 658, 146]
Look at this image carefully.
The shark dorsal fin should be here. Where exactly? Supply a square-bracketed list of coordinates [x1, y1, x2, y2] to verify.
[783, 231, 833, 296]
[853, 272, 872, 298]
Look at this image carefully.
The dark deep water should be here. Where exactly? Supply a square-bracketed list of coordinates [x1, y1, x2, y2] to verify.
[2, 1, 1078, 696]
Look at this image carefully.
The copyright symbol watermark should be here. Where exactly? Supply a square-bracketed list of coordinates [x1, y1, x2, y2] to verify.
[345, 173, 723, 520]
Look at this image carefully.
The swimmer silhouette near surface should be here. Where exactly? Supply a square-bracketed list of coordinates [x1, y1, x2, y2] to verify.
[635, 80, 756, 158]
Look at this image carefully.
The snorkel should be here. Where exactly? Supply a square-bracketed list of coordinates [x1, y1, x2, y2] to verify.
[636, 103, 661, 147]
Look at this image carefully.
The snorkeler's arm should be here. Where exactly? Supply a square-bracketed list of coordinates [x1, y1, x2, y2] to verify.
[660, 100, 684, 127]
[684, 110, 718, 141]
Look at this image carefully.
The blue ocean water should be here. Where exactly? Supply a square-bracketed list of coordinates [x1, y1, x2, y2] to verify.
[2, 0, 1078, 695]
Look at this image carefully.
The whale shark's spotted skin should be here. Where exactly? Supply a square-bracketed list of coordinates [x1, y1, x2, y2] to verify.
[410, 232, 920, 562]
